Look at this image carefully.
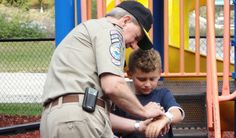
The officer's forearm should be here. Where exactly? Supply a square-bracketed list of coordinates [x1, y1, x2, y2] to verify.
[100, 74, 146, 118]
[109, 80, 146, 117]
[110, 113, 137, 132]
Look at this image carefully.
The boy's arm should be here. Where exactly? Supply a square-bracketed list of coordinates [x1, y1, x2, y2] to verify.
[145, 115, 169, 138]
[166, 106, 185, 124]
[145, 107, 185, 137]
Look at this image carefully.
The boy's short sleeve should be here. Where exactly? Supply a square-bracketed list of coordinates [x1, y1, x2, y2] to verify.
[160, 88, 181, 111]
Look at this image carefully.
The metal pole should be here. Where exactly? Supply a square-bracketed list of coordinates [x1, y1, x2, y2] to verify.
[55, 0, 75, 46]
[232, 1, 236, 78]
[233, 0, 236, 136]
[74, 0, 78, 27]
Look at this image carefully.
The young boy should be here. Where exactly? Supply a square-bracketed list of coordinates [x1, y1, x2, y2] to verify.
[112, 49, 185, 138]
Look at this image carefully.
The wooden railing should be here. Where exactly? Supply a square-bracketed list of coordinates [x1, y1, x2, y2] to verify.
[163, 0, 204, 77]
[206, 0, 221, 137]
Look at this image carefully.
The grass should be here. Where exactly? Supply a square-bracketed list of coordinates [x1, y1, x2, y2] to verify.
[0, 2, 55, 116]
[0, 103, 43, 116]
[0, 41, 55, 72]
[0, 41, 54, 115]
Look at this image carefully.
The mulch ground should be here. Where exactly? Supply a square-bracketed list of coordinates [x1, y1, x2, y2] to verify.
[0, 115, 234, 138]
[0, 115, 40, 138]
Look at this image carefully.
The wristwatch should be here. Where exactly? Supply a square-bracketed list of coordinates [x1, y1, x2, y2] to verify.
[165, 112, 174, 123]
[134, 120, 140, 131]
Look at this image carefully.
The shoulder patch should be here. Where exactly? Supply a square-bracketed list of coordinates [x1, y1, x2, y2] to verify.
[110, 30, 123, 44]
[110, 43, 122, 66]
[109, 30, 123, 66]
[111, 58, 121, 66]
[110, 43, 121, 61]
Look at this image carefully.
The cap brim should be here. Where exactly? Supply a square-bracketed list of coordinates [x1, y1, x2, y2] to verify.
[138, 28, 153, 50]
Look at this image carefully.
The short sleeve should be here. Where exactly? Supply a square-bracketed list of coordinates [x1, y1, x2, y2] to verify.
[161, 88, 181, 111]
[93, 28, 125, 77]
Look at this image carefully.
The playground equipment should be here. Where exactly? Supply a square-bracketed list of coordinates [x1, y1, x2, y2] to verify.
[169, 1, 235, 136]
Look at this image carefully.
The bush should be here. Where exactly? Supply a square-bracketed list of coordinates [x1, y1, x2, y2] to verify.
[0, 14, 47, 38]
[5, 0, 27, 6]
[4, 0, 29, 10]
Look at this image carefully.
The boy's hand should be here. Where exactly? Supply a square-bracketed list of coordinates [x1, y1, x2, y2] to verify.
[159, 123, 170, 136]
[138, 118, 153, 133]
[145, 115, 170, 138]
[143, 102, 165, 119]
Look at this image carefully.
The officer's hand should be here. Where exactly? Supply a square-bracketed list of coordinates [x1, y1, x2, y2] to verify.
[143, 102, 165, 118]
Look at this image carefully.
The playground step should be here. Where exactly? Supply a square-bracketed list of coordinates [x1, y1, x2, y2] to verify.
[159, 81, 207, 137]
[159, 80, 236, 137]
[173, 93, 207, 137]
[173, 127, 208, 138]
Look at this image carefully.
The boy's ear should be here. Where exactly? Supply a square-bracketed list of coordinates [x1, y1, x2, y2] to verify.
[127, 70, 133, 79]
[159, 69, 162, 74]
[158, 69, 162, 79]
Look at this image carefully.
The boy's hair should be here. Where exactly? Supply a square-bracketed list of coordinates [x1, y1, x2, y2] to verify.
[128, 49, 162, 73]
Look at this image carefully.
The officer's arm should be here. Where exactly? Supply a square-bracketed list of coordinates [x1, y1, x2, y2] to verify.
[100, 73, 162, 118]
[110, 113, 152, 133]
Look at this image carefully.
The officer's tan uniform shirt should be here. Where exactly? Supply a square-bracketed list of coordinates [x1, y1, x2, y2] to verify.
[42, 18, 125, 103]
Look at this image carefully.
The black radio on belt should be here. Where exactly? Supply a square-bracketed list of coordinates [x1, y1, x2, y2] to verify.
[82, 87, 98, 113]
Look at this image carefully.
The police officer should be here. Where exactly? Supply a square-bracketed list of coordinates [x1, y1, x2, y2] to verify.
[40, 1, 163, 138]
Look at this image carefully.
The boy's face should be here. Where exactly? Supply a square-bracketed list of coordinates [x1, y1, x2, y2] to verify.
[129, 68, 160, 95]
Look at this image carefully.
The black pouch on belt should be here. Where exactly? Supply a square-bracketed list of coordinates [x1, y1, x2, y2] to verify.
[82, 87, 98, 113]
